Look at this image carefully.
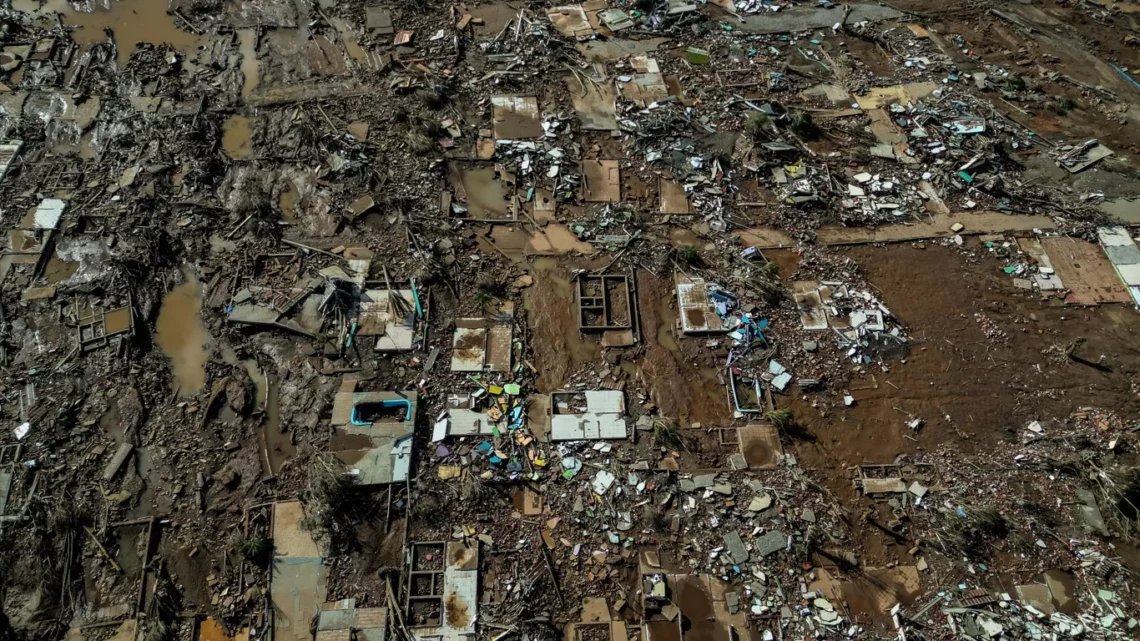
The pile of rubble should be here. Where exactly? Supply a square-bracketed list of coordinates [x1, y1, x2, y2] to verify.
[2, 1, 1140, 641]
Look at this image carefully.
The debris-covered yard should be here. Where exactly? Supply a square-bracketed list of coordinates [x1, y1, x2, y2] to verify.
[4, 0, 1140, 640]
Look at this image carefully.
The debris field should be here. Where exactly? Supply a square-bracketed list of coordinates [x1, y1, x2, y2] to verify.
[4, 1, 1140, 641]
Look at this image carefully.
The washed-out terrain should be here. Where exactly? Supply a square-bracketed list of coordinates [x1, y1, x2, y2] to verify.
[2, 1, 1140, 640]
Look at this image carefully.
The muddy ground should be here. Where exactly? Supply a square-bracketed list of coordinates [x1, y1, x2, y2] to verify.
[786, 241, 1140, 560]
[2, 0, 1140, 640]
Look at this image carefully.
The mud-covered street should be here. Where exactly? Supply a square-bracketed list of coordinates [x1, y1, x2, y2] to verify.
[3, 1, 1140, 640]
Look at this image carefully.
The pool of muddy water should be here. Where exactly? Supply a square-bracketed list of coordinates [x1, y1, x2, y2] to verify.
[155, 270, 209, 397]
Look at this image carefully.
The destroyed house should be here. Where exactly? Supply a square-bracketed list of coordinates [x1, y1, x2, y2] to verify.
[406, 541, 479, 641]
[676, 276, 730, 334]
[330, 380, 416, 485]
[549, 390, 627, 441]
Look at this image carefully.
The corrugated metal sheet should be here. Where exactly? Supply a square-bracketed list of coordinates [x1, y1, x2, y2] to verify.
[486, 323, 512, 372]
[738, 424, 781, 469]
[317, 601, 387, 641]
[451, 325, 486, 372]
[442, 552, 478, 641]
[860, 478, 908, 494]
[551, 415, 627, 440]
[491, 95, 541, 139]
[1039, 237, 1130, 305]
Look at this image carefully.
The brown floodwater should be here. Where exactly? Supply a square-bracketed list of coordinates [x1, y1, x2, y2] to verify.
[461, 165, 512, 219]
[222, 115, 254, 160]
[264, 378, 295, 476]
[527, 223, 596, 255]
[655, 295, 681, 357]
[14, 0, 206, 67]
[669, 227, 702, 248]
[278, 180, 299, 221]
[237, 29, 259, 98]
[244, 359, 294, 476]
[155, 270, 209, 396]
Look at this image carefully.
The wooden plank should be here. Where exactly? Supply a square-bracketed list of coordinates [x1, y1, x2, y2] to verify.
[101, 443, 134, 481]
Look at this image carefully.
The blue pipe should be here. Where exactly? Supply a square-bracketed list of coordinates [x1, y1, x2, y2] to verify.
[351, 398, 412, 425]
[1112, 65, 1140, 92]
[410, 277, 423, 319]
